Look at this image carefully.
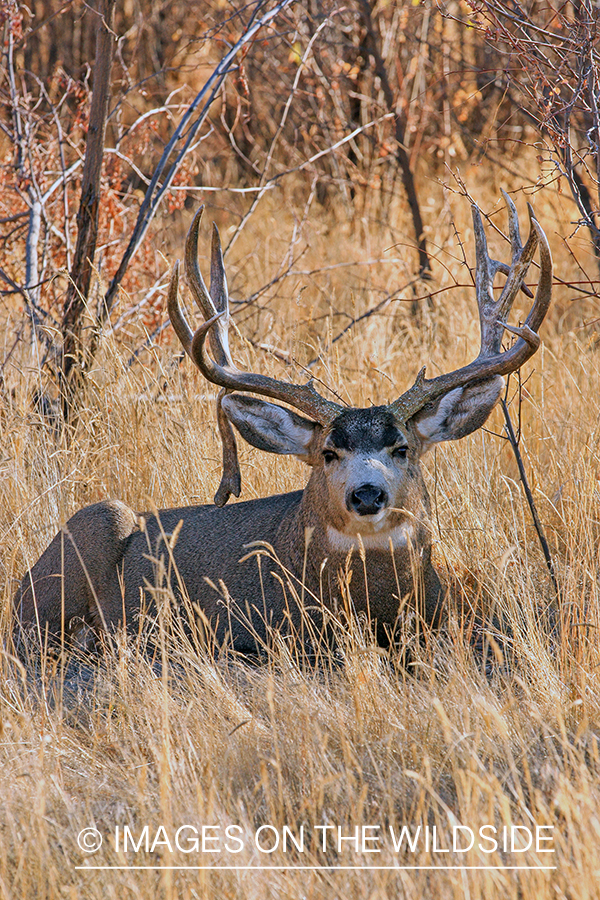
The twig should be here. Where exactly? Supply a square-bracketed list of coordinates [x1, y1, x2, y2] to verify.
[501, 397, 559, 599]
[97, 0, 296, 334]
[306, 277, 421, 369]
[125, 319, 172, 368]
[224, 12, 339, 255]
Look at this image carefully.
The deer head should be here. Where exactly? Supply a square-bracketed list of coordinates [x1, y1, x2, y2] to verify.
[168, 197, 551, 549]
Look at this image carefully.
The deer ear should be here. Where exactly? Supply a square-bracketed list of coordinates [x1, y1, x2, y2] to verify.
[411, 376, 503, 451]
[221, 394, 319, 458]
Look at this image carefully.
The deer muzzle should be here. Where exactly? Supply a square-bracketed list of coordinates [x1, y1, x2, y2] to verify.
[346, 484, 389, 517]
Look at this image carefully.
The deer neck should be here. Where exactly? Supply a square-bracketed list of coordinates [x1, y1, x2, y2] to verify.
[272, 468, 440, 626]
[278, 467, 433, 566]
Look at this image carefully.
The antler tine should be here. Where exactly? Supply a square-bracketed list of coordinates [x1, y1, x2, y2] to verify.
[214, 389, 242, 507]
[523, 212, 552, 333]
[495, 194, 539, 329]
[473, 198, 538, 357]
[390, 196, 552, 422]
[478, 192, 534, 303]
[167, 211, 240, 507]
[502, 188, 522, 265]
[210, 223, 228, 315]
[167, 261, 193, 356]
[184, 206, 233, 368]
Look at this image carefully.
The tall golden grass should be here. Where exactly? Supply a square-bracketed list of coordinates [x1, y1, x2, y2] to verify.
[1, 172, 599, 898]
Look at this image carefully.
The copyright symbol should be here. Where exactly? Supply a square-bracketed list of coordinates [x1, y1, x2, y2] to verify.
[77, 827, 103, 853]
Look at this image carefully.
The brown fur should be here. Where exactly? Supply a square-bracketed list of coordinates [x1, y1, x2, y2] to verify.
[14, 384, 506, 653]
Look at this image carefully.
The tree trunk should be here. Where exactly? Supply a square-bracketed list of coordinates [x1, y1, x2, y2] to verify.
[62, 0, 116, 411]
[358, 0, 430, 279]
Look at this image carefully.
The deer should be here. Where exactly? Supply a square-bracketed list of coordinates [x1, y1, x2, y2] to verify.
[14, 194, 552, 655]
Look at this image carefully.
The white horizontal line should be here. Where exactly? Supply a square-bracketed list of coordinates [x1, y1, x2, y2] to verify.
[75, 865, 557, 871]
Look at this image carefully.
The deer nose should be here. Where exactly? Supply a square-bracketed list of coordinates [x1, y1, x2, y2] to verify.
[347, 484, 389, 516]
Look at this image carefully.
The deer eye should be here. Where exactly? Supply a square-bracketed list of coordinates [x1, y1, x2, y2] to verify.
[322, 449, 339, 464]
[392, 445, 408, 460]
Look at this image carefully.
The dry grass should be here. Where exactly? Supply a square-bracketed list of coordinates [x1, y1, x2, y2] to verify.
[1, 173, 600, 899]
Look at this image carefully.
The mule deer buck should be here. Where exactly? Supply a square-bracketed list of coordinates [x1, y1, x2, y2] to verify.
[15, 196, 552, 654]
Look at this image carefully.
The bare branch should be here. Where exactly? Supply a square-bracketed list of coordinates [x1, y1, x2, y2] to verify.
[96, 0, 296, 335]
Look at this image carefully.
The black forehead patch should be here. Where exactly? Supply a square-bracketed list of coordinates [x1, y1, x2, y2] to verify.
[328, 406, 404, 452]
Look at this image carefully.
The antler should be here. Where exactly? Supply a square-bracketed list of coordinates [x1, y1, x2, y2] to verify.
[168, 250, 241, 508]
[168, 206, 343, 505]
[390, 193, 552, 422]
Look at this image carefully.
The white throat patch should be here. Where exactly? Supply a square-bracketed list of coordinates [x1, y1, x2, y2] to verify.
[325, 521, 416, 553]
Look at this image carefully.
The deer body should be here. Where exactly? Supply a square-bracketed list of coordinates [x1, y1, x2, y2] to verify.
[15, 197, 552, 653]
[16, 405, 447, 650]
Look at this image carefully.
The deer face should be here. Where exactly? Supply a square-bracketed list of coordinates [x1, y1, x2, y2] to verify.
[316, 407, 421, 535]
[221, 377, 503, 546]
